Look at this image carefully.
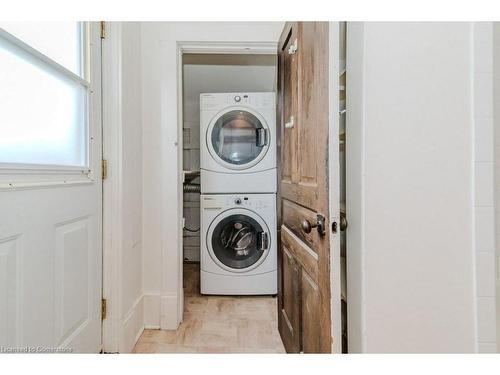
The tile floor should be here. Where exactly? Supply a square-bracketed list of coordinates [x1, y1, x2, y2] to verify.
[133, 263, 286, 353]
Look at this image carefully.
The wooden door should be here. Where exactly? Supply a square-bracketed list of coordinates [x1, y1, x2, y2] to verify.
[277, 22, 332, 353]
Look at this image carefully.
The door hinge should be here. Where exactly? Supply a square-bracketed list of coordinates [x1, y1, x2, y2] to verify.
[101, 298, 107, 320]
[100, 21, 106, 39]
[102, 159, 108, 180]
[288, 38, 298, 55]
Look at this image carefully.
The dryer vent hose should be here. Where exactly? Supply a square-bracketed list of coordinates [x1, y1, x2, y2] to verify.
[183, 183, 201, 193]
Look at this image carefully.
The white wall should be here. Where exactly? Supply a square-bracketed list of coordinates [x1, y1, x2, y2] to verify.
[494, 22, 500, 352]
[347, 22, 496, 353]
[472, 22, 497, 353]
[141, 22, 283, 329]
[119, 22, 144, 350]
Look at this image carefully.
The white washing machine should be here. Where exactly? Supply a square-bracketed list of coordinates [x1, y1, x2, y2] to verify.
[200, 92, 277, 194]
[200, 193, 277, 295]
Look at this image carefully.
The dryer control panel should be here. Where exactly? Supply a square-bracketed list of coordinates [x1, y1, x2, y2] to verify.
[227, 93, 274, 108]
[200, 92, 275, 110]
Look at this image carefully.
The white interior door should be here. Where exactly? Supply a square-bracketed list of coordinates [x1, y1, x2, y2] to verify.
[0, 22, 102, 353]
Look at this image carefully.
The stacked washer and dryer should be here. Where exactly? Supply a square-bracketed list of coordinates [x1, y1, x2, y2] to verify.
[200, 92, 277, 295]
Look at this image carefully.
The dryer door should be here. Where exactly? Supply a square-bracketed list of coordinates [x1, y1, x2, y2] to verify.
[207, 108, 270, 170]
[208, 209, 270, 272]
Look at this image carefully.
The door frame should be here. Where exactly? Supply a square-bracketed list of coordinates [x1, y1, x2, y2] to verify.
[328, 21, 343, 354]
[101, 22, 125, 353]
[101, 26, 344, 352]
[174, 41, 278, 326]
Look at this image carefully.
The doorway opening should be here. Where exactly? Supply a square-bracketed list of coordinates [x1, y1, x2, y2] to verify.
[339, 21, 348, 353]
[135, 48, 285, 353]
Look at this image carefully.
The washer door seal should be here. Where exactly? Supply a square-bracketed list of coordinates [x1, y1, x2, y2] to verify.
[210, 212, 269, 271]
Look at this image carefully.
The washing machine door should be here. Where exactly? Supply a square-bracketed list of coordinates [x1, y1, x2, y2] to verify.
[207, 209, 270, 272]
[207, 107, 270, 170]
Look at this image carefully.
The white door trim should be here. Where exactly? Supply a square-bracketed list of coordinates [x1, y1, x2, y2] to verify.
[101, 22, 124, 353]
[328, 21, 343, 354]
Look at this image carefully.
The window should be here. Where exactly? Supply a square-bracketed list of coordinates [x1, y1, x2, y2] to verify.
[0, 22, 89, 168]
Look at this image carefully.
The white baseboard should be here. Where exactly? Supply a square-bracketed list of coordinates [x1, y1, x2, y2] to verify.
[121, 294, 145, 353]
[143, 293, 161, 328]
[107, 292, 178, 352]
[160, 293, 179, 330]
[144, 325, 161, 330]
[133, 325, 145, 348]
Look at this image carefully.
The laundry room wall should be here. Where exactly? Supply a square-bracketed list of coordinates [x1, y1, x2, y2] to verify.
[346, 22, 496, 353]
[182, 54, 277, 262]
[140, 22, 283, 329]
[119, 22, 144, 350]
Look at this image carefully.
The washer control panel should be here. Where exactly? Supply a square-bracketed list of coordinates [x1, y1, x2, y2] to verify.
[202, 195, 271, 210]
[225, 195, 269, 209]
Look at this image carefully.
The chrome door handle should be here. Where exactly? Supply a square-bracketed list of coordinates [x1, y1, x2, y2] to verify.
[256, 128, 268, 147]
[258, 232, 269, 251]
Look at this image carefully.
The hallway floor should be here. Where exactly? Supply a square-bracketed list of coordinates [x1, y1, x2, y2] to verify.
[133, 263, 286, 353]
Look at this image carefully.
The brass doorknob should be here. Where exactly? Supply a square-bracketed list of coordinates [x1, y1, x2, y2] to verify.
[301, 219, 317, 234]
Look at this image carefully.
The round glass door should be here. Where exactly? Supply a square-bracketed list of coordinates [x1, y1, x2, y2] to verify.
[209, 109, 269, 168]
[210, 213, 269, 270]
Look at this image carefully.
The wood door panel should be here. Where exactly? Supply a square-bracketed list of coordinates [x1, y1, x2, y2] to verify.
[282, 198, 320, 252]
[281, 225, 318, 282]
[301, 271, 321, 353]
[279, 245, 301, 353]
[281, 181, 318, 212]
[281, 26, 298, 184]
[297, 22, 320, 189]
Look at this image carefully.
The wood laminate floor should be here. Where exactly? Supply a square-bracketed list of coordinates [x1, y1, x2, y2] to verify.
[133, 263, 286, 353]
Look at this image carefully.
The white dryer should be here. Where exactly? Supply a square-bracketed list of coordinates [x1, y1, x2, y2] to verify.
[200, 92, 277, 194]
[201, 193, 277, 295]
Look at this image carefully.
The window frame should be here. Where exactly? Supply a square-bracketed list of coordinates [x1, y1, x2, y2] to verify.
[0, 22, 92, 174]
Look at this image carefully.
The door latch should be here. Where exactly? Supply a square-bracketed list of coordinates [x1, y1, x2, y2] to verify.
[340, 212, 348, 231]
[331, 213, 348, 234]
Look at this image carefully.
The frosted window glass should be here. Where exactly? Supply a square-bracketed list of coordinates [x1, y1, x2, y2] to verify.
[0, 38, 87, 168]
[0, 22, 82, 76]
